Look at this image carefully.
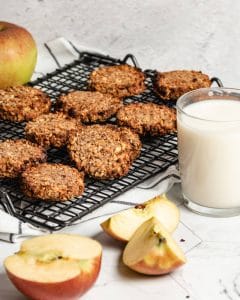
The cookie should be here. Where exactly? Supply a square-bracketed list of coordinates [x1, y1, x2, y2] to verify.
[89, 64, 145, 98]
[58, 91, 122, 123]
[68, 124, 141, 180]
[118, 126, 142, 161]
[25, 112, 79, 148]
[0, 86, 51, 122]
[0, 139, 46, 178]
[154, 70, 211, 101]
[21, 163, 85, 201]
[116, 103, 176, 136]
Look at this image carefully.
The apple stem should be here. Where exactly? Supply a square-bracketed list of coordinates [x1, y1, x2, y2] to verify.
[134, 204, 146, 209]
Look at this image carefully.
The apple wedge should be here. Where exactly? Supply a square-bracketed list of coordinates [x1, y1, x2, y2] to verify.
[101, 194, 179, 242]
[4, 234, 102, 300]
[123, 217, 186, 275]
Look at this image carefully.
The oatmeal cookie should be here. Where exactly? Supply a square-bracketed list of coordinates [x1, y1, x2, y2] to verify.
[89, 64, 145, 98]
[58, 91, 122, 123]
[25, 112, 79, 148]
[118, 126, 142, 161]
[154, 70, 211, 101]
[68, 124, 141, 180]
[0, 139, 46, 178]
[0, 86, 51, 122]
[116, 102, 176, 136]
[21, 163, 84, 201]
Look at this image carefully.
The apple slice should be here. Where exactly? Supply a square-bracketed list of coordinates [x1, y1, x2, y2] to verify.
[101, 194, 179, 242]
[4, 234, 102, 300]
[123, 217, 186, 275]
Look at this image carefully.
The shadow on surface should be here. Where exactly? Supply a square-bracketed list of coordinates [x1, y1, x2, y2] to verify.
[0, 272, 25, 300]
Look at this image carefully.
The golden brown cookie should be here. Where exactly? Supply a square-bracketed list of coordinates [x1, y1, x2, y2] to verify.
[58, 91, 122, 123]
[154, 70, 211, 101]
[0, 139, 46, 178]
[118, 126, 142, 161]
[0, 86, 51, 122]
[25, 113, 79, 148]
[21, 163, 85, 201]
[68, 124, 141, 180]
[89, 64, 145, 98]
[116, 103, 176, 136]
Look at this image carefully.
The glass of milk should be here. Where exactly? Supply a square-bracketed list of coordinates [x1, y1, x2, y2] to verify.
[177, 88, 240, 217]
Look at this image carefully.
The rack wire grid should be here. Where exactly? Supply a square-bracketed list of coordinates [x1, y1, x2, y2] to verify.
[0, 51, 215, 231]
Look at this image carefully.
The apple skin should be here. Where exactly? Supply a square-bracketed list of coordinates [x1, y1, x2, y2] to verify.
[5, 256, 101, 300]
[101, 218, 123, 241]
[122, 217, 186, 275]
[4, 234, 102, 300]
[0, 21, 37, 88]
[101, 194, 180, 242]
[126, 249, 185, 276]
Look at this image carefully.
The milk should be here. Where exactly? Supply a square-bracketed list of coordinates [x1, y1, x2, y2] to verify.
[177, 99, 240, 208]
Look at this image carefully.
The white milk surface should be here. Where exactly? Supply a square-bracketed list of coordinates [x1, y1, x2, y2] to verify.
[177, 99, 240, 208]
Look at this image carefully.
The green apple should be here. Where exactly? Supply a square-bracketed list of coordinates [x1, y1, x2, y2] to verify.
[0, 21, 37, 88]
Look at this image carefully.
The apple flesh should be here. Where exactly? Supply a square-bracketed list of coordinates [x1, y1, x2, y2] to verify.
[101, 194, 179, 242]
[4, 234, 102, 300]
[123, 217, 186, 275]
[0, 21, 37, 88]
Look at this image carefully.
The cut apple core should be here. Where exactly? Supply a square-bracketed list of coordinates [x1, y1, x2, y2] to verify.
[123, 217, 186, 275]
[4, 234, 102, 283]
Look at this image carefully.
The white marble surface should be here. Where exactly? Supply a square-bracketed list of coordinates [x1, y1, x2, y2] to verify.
[1, 2, 240, 299]
[1, 184, 240, 300]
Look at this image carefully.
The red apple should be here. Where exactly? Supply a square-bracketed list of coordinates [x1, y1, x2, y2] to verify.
[123, 217, 186, 275]
[4, 234, 102, 300]
[0, 21, 37, 88]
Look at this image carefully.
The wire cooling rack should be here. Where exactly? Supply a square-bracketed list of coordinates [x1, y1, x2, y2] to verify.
[0, 51, 222, 231]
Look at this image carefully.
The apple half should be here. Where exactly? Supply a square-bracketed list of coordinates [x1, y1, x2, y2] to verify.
[101, 194, 179, 242]
[123, 217, 186, 275]
[4, 234, 102, 300]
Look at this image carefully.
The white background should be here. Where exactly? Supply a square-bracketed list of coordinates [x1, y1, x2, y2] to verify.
[2, 0, 240, 86]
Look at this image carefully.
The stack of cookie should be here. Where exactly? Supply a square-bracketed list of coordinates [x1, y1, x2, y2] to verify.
[0, 63, 211, 202]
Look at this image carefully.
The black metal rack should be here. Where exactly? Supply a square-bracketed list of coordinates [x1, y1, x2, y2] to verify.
[0, 51, 220, 231]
